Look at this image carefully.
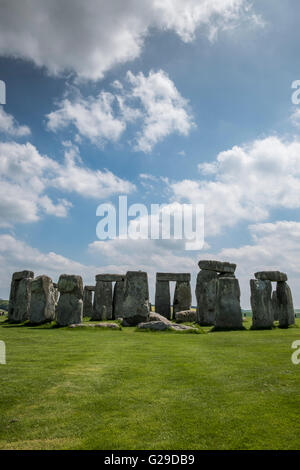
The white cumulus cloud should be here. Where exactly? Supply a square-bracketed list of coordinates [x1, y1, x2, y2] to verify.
[0, 107, 30, 137]
[0, 0, 257, 80]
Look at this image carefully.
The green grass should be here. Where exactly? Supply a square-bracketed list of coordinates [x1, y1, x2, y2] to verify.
[0, 316, 300, 450]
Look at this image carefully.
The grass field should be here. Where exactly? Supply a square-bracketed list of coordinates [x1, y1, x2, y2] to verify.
[0, 315, 300, 450]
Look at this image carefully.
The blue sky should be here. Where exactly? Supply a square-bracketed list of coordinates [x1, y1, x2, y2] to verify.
[1, 0, 300, 307]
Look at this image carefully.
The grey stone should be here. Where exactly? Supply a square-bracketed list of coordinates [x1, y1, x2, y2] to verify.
[271, 291, 279, 321]
[170, 324, 198, 331]
[156, 273, 191, 282]
[173, 281, 192, 317]
[155, 280, 171, 319]
[122, 271, 150, 326]
[175, 310, 197, 323]
[198, 260, 236, 274]
[83, 287, 93, 317]
[276, 282, 295, 328]
[8, 271, 34, 323]
[149, 311, 172, 324]
[95, 274, 125, 282]
[85, 285, 95, 291]
[112, 280, 125, 319]
[138, 321, 169, 331]
[196, 269, 218, 326]
[29, 275, 56, 324]
[69, 322, 121, 329]
[56, 274, 83, 326]
[250, 279, 273, 329]
[215, 277, 243, 330]
[92, 280, 113, 320]
[255, 271, 287, 282]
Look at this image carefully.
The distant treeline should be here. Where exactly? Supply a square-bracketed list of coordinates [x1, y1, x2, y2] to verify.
[0, 299, 8, 311]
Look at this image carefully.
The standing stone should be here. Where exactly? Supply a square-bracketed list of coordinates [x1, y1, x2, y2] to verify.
[276, 281, 295, 328]
[92, 281, 113, 320]
[83, 286, 94, 317]
[271, 291, 279, 322]
[122, 271, 150, 326]
[112, 280, 125, 319]
[8, 271, 34, 323]
[56, 274, 83, 326]
[155, 280, 171, 319]
[173, 281, 192, 318]
[196, 270, 218, 326]
[29, 275, 56, 324]
[250, 279, 273, 329]
[215, 277, 243, 330]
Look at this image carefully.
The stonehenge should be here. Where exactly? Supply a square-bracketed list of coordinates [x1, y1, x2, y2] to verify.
[196, 261, 237, 326]
[83, 286, 94, 317]
[252, 271, 295, 328]
[56, 274, 83, 326]
[5, 262, 296, 331]
[250, 279, 273, 329]
[215, 277, 243, 330]
[92, 274, 125, 320]
[29, 275, 56, 324]
[8, 271, 34, 323]
[122, 271, 150, 325]
[155, 273, 191, 319]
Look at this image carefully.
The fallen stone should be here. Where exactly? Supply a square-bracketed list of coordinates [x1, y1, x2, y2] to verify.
[138, 321, 169, 331]
[122, 271, 150, 326]
[198, 260, 236, 274]
[196, 269, 218, 326]
[175, 310, 197, 323]
[8, 271, 34, 323]
[215, 277, 243, 330]
[276, 281, 295, 327]
[29, 275, 56, 324]
[149, 311, 172, 324]
[155, 280, 171, 319]
[56, 274, 83, 326]
[250, 279, 273, 329]
[255, 271, 287, 282]
[69, 322, 121, 329]
[170, 324, 198, 331]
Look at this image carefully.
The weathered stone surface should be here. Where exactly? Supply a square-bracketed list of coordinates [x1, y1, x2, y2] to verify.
[255, 271, 287, 282]
[149, 311, 172, 324]
[271, 291, 279, 321]
[69, 322, 121, 329]
[196, 270, 218, 326]
[83, 287, 93, 317]
[215, 277, 243, 330]
[112, 280, 125, 319]
[155, 280, 171, 319]
[56, 274, 83, 326]
[122, 271, 150, 326]
[85, 285, 95, 292]
[250, 279, 273, 329]
[173, 281, 192, 317]
[95, 274, 125, 282]
[137, 320, 197, 332]
[276, 282, 295, 328]
[156, 273, 191, 282]
[198, 260, 236, 274]
[29, 275, 56, 324]
[8, 271, 34, 323]
[92, 280, 113, 320]
[175, 310, 197, 323]
[138, 321, 169, 331]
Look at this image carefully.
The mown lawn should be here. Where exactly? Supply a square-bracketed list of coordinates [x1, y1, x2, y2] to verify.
[0, 316, 299, 450]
